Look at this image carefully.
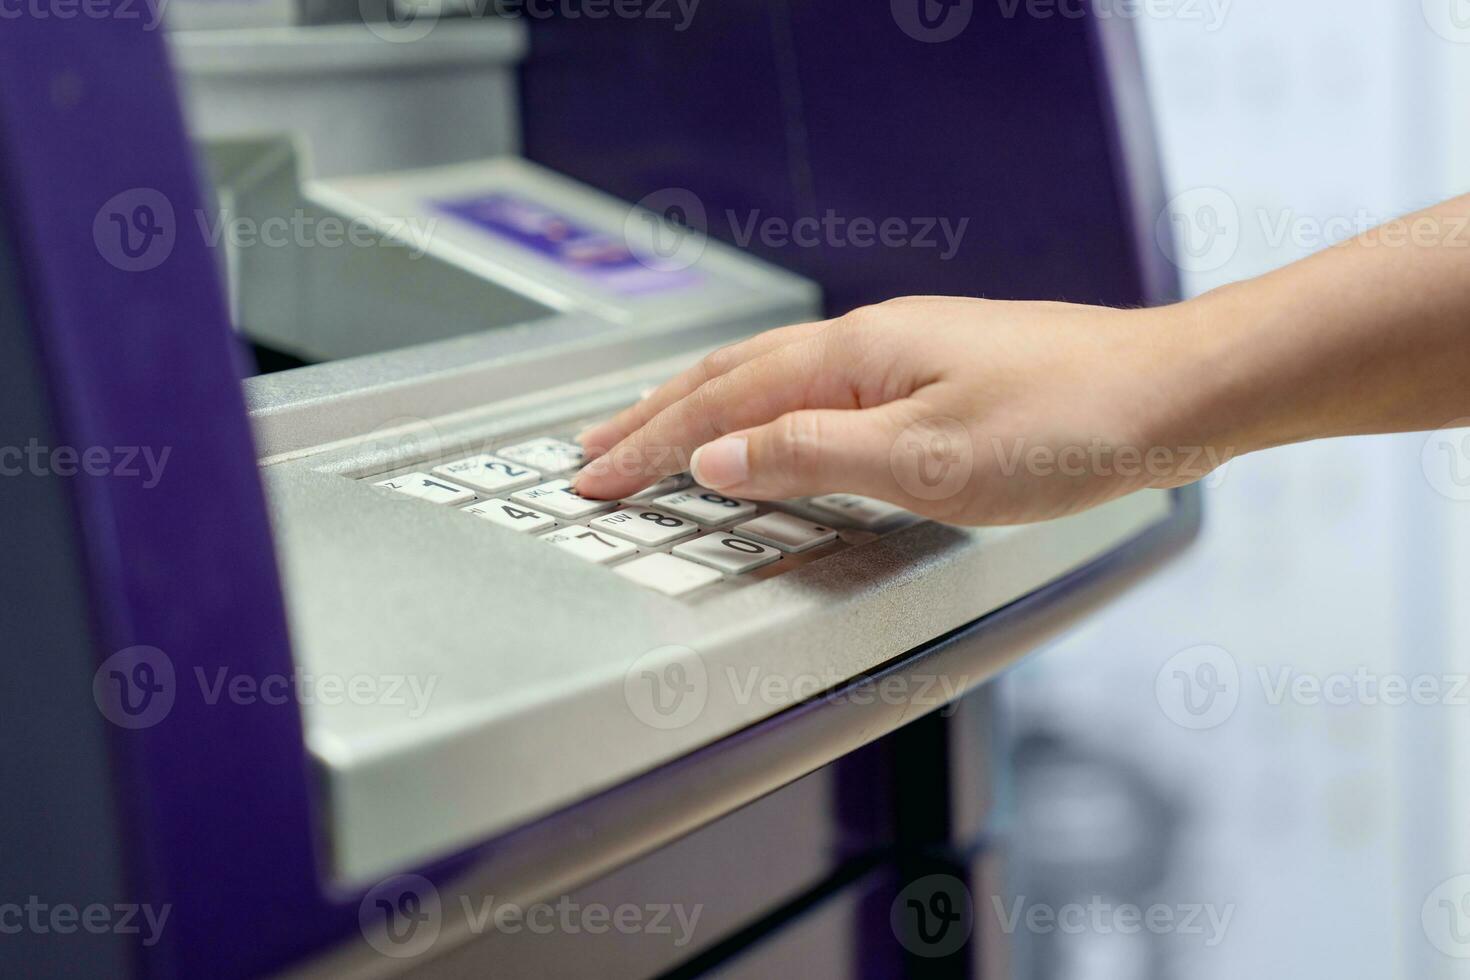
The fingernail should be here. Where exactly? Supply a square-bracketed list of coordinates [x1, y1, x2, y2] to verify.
[691, 436, 748, 489]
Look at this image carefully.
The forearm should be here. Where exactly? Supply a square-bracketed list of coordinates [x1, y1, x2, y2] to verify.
[1169, 195, 1470, 459]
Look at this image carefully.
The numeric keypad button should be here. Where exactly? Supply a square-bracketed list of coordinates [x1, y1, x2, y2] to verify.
[540, 526, 638, 565]
[624, 473, 693, 503]
[590, 508, 698, 547]
[733, 512, 837, 553]
[808, 494, 909, 531]
[511, 480, 617, 519]
[462, 499, 556, 533]
[374, 472, 476, 505]
[433, 454, 539, 494]
[653, 488, 758, 527]
[615, 553, 722, 597]
[497, 437, 586, 474]
[673, 533, 782, 574]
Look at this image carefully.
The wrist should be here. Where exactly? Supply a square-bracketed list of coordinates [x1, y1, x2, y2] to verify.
[1139, 284, 1280, 484]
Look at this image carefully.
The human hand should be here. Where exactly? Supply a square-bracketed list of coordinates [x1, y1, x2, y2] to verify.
[572, 296, 1228, 525]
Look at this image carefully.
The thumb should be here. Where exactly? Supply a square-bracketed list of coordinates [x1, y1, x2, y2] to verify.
[690, 403, 924, 505]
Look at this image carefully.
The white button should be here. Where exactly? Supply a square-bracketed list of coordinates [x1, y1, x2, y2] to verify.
[625, 473, 694, 502]
[615, 553, 722, 597]
[511, 480, 617, 519]
[590, 508, 699, 546]
[374, 472, 475, 505]
[462, 499, 557, 533]
[808, 494, 908, 530]
[540, 526, 638, 564]
[433, 454, 539, 494]
[673, 533, 781, 574]
[733, 512, 837, 553]
[653, 488, 758, 527]
[497, 437, 586, 474]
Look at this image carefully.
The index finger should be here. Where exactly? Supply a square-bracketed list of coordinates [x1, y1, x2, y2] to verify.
[576, 319, 835, 456]
[573, 331, 861, 499]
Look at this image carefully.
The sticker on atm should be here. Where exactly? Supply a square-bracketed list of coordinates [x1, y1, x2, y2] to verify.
[432, 192, 701, 295]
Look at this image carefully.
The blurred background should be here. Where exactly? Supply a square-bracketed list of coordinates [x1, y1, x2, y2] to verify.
[1002, 2, 1470, 977]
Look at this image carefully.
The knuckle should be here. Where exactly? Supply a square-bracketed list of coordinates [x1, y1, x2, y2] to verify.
[774, 412, 825, 482]
[698, 343, 741, 379]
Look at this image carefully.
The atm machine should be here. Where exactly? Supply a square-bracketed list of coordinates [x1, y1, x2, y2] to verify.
[0, 4, 1198, 979]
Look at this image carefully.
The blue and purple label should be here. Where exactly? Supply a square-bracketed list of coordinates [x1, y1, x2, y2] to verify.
[432, 192, 700, 296]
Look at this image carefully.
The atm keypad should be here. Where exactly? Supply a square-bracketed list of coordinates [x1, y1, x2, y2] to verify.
[673, 533, 782, 574]
[511, 480, 618, 520]
[365, 429, 917, 599]
[375, 472, 476, 505]
[652, 489, 758, 527]
[541, 526, 639, 565]
[497, 437, 585, 474]
[463, 499, 557, 533]
[590, 508, 700, 547]
[433, 454, 539, 495]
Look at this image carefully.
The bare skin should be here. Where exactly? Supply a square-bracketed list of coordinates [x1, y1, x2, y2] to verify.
[572, 196, 1470, 525]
